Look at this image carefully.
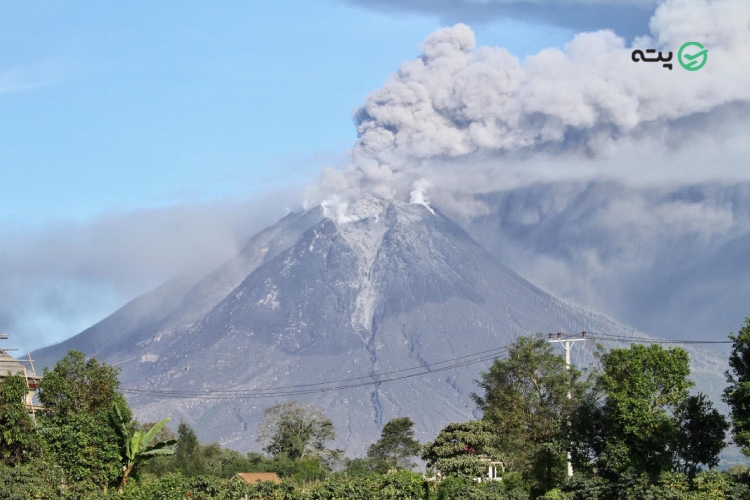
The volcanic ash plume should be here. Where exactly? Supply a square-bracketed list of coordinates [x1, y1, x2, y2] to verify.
[314, 0, 750, 222]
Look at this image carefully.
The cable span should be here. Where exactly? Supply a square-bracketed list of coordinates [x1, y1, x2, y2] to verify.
[119, 332, 730, 401]
[120, 346, 509, 400]
[584, 331, 731, 344]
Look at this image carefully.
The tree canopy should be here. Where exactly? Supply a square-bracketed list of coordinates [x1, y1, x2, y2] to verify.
[0, 373, 42, 464]
[471, 333, 582, 493]
[38, 350, 134, 490]
[724, 317, 750, 456]
[257, 401, 336, 461]
[573, 343, 727, 480]
[366, 417, 421, 472]
[421, 420, 498, 480]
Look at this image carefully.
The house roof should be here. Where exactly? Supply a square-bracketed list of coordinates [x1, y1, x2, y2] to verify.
[0, 349, 40, 383]
[234, 472, 282, 484]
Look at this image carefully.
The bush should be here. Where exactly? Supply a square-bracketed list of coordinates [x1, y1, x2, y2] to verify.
[436, 477, 529, 500]
[539, 488, 571, 500]
[0, 460, 65, 500]
[377, 471, 427, 500]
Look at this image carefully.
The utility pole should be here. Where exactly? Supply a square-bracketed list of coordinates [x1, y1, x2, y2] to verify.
[548, 331, 586, 478]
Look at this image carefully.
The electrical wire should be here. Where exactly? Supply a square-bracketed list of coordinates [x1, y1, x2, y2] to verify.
[119, 331, 731, 401]
[583, 331, 732, 345]
[120, 346, 510, 400]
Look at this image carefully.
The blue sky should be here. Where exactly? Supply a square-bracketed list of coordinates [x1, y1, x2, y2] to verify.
[5, 0, 692, 352]
[0, 1, 578, 226]
[3, 0, 748, 358]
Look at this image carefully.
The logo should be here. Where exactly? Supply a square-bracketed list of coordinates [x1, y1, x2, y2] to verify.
[631, 42, 708, 71]
[677, 42, 708, 71]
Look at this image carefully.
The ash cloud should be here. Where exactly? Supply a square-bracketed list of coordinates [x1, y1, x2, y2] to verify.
[465, 180, 750, 342]
[317, 0, 750, 222]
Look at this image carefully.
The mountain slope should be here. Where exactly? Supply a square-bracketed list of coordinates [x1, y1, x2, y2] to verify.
[465, 180, 750, 343]
[34, 201, 728, 455]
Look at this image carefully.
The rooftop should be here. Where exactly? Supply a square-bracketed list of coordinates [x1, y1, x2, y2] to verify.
[0, 349, 41, 384]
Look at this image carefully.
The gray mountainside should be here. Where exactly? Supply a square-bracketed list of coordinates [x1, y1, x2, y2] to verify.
[34, 201, 729, 455]
[466, 180, 750, 344]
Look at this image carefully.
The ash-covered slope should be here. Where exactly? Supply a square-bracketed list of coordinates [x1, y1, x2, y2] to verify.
[34, 201, 727, 455]
[33, 207, 324, 372]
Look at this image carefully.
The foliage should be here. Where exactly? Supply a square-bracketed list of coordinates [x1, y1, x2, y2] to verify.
[435, 476, 529, 500]
[367, 417, 421, 472]
[344, 456, 383, 476]
[38, 350, 133, 490]
[562, 469, 747, 500]
[673, 394, 729, 477]
[0, 373, 42, 464]
[4, 339, 743, 499]
[174, 421, 206, 477]
[572, 343, 727, 480]
[256, 453, 329, 482]
[38, 350, 129, 419]
[258, 401, 337, 461]
[421, 420, 498, 480]
[725, 317, 750, 456]
[201, 445, 253, 478]
[0, 459, 65, 499]
[471, 334, 583, 494]
[115, 411, 177, 492]
[538, 488, 570, 500]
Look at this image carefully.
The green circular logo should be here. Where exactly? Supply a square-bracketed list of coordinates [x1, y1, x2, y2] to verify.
[678, 42, 708, 71]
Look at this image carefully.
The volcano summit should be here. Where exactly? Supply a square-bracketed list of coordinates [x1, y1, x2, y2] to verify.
[33, 201, 725, 453]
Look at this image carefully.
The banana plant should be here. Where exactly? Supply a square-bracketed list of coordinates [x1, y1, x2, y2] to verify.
[114, 404, 177, 493]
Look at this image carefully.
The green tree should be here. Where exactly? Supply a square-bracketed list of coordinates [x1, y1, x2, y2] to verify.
[366, 417, 421, 472]
[174, 421, 205, 477]
[0, 373, 42, 464]
[115, 410, 176, 492]
[257, 401, 336, 461]
[421, 420, 498, 480]
[725, 317, 750, 456]
[577, 343, 727, 480]
[472, 334, 582, 493]
[38, 350, 132, 490]
[674, 394, 728, 478]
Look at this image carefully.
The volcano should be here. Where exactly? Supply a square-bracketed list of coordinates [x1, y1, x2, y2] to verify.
[33, 201, 726, 454]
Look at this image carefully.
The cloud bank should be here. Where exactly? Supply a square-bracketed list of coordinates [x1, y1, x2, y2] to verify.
[0, 192, 301, 353]
[316, 0, 750, 222]
[465, 180, 750, 342]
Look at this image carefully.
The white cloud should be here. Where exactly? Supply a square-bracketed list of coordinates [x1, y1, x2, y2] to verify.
[0, 60, 65, 94]
[0, 190, 302, 353]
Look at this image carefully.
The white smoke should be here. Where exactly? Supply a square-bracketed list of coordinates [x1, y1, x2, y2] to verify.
[409, 179, 436, 214]
[318, 0, 750, 222]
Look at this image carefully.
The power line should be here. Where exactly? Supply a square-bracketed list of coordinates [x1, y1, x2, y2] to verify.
[584, 331, 731, 345]
[118, 331, 731, 401]
[120, 346, 510, 400]
[123, 344, 509, 395]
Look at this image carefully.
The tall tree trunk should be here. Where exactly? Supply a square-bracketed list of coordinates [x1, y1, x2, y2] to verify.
[118, 463, 133, 494]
